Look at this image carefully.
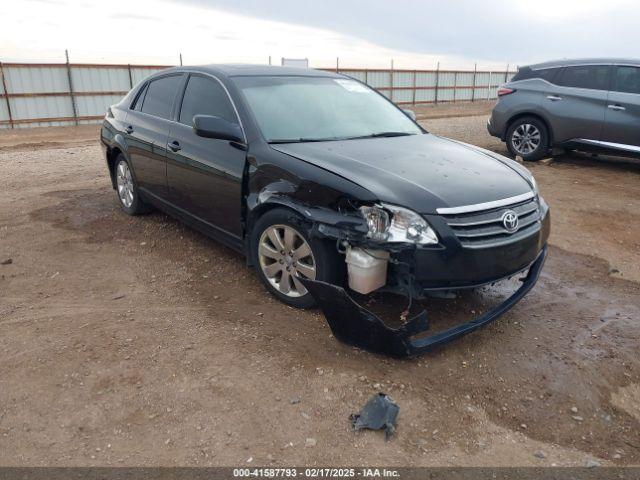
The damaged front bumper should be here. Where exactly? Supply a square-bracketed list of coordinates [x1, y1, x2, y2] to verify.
[301, 246, 547, 358]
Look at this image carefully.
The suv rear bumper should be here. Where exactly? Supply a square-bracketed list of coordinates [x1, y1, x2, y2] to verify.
[487, 116, 503, 139]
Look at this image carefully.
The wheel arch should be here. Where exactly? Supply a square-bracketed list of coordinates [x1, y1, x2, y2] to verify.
[105, 133, 130, 189]
[244, 199, 320, 266]
[106, 146, 123, 189]
[504, 112, 553, 145]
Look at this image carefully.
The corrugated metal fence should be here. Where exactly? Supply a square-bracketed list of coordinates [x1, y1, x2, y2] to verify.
[0, 62, 515, 129]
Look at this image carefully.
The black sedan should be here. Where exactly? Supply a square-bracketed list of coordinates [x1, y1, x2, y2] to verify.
[100, 65, 550, 356]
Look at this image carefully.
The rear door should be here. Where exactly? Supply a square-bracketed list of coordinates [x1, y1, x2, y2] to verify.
[601, 65, 640, 150]
[166, 74, 246, 238]
[126, 74, 184, 199]
[542, 65, 610, 143]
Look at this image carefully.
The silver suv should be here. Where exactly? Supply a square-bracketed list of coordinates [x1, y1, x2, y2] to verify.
[488, 58, 640, 161]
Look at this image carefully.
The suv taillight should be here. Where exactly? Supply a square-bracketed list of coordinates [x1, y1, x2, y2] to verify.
[497, 87, 516, 97]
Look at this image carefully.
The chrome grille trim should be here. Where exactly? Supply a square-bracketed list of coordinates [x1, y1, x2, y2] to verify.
[440, 196, 541, 248]
[436, 191, 535, 215]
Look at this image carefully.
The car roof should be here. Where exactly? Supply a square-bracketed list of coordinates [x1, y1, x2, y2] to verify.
[525, 58, 640, 70]
[161, 64, 343, 78]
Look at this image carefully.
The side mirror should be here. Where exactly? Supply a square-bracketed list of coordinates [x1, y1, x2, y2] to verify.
[193, 115, 244, 143]
[402, 109, 417, 121]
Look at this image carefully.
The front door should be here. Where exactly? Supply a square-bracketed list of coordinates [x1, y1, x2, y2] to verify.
[166, 74, 245, 238]
[601, 65, 640, 150]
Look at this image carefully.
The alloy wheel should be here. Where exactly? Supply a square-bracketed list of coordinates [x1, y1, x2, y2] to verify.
[258, 224, 316, 297]
[511, 123, 541, 155]
[116, 160, 135, 208]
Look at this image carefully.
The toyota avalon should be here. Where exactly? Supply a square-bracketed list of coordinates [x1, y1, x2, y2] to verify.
[100, 65, 550, 356]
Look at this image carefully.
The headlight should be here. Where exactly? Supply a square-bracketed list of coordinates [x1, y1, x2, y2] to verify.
[359, 204, 438, 245]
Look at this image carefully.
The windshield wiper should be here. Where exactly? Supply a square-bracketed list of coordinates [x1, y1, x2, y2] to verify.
[268, 137, 341, 144]
[346, 132, 416, 140]
[269, 132, 417, 144]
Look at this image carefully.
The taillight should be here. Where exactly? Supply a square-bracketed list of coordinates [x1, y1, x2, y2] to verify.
[497, 87, 516, 97]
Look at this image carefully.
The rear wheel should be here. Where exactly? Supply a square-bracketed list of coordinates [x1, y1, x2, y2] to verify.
[114, 154, 151, 215]
[251, 209, 343, 309]
[506, 117, 549, 162]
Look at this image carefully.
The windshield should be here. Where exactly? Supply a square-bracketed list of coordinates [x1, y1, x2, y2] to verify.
[233, 76, 422, 142]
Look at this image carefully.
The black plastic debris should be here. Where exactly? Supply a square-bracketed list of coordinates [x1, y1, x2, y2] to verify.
[351, 393, 399, 440]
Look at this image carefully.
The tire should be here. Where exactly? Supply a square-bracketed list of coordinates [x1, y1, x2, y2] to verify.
[506, 116, 550, 162]
[113, 154, 152, 215]
[251, 208, 344, 309]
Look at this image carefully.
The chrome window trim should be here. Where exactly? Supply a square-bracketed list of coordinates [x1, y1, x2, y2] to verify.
[436, 191, 535, 215]
[130, 69, 247, 143]
[575, 139, 640, 153]
[177, 70, 247, 142]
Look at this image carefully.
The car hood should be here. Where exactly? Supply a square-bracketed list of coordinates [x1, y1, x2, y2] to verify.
[271, 133, 534, 214]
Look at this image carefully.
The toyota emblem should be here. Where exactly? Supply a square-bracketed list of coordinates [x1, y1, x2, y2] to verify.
[502, 210, 519, 233]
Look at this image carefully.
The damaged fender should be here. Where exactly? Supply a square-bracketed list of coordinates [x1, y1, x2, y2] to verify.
[301, 247, 547, 358]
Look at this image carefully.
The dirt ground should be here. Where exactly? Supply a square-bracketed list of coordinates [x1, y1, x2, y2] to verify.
[1, 102, 639, 467]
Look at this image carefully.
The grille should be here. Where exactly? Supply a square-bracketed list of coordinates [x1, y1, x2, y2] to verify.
[441, 197, 541, 249]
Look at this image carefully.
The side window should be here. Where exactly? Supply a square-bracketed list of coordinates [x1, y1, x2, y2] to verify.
[132, 83, 148, 111]
[612, 66, 640, 94]
[179, 75, 237, 126]
[512, 67, 561, 83]
[536, 68, 561, 83]
[556, 65, 610, 90]
[141, 75, 183, 119]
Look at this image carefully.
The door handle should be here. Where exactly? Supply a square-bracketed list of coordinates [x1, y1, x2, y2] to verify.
[546, 95, 562, 101]
[168, 140, 181, 152]
[125, 125, 134, 134]
[608, 104, 626, 111]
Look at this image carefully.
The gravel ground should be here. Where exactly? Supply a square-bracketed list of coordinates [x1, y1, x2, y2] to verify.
[0, 102, 639, 467]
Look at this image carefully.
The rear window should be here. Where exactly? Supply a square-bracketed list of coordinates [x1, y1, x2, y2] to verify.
[141, 75, 183, 119]
[511, 67, 561, 83]
[612, 66, 640, 94]
[556, 65, 610, 91]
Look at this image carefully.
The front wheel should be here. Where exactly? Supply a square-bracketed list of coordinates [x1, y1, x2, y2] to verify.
[506, 117, 549, 162]
[251, 208, 344, 309]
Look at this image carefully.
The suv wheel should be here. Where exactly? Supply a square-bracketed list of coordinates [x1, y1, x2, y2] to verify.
[114, 154, 151, 215]
[506, 117, 549, 161]
[251, 208, 343, 309]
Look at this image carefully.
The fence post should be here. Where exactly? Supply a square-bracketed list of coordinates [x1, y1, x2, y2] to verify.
[336, 57, 339, 73]
[365, 69, 369, 86]
[127, 64, 133, 89]
[487, 71, 492, 100]
[453, 71, 458, 102]
[389, 59, 394, 103]
[412, 69, 416, 105]
[0, 62, 14, 129]
[505, 63, 509, 83]
[65, 50, 79, 126]
[434, 62, 440, 105]
[471, 63, 477, 102]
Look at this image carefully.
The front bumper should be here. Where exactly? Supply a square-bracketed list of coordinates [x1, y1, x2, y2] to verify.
[301, 246, 547, 358]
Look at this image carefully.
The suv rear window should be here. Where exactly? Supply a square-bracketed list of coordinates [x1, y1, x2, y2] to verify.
[612, 66, 640, 94]
[556, 65, 610, 90]
[511, 67, 560, 83]
[141, 75, 183, 119]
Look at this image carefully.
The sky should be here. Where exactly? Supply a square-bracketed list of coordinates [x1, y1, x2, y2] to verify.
[2, 0, 639, 70]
